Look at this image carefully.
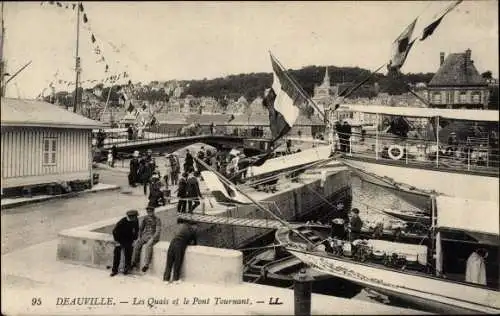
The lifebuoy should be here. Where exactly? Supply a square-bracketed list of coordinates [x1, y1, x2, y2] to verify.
[388, 145, 404, 160]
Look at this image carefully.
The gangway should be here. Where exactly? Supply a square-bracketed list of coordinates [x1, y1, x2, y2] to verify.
[177, 212, 286, 230]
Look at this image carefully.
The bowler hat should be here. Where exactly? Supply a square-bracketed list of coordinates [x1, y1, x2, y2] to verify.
[126, 210, 139, 217]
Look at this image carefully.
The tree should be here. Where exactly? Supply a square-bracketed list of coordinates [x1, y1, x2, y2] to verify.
[481, 71, 493, 79]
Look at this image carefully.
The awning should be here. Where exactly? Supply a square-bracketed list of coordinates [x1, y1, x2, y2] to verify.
[435, 195, 499, 237]
[341, 104, 499, 122]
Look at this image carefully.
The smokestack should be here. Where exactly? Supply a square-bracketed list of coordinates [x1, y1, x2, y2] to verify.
[440, 52, 445, 66]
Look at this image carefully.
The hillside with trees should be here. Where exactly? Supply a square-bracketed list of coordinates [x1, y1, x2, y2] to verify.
[48, 65, 437, 106]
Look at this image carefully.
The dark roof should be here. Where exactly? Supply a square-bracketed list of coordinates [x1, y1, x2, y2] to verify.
[428, 53, 487, 87]
[1, 98, 103, 129]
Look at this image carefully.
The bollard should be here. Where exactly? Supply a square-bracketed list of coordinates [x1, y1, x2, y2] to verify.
[294, 268, 313, 316]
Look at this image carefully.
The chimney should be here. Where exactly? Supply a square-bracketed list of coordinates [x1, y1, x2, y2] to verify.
[440, 52, 445, 66]
[464, 48, 471, 69]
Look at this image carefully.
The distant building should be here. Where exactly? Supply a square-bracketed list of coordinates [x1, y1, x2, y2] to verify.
[427, 49, 489, 109]
[312, 67, 334, 114]
[1, 98, 102, 197]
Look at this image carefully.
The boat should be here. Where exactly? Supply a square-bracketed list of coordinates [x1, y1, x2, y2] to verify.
[243, 247, 363, 298]
[278, 195, 500, 314]
[381, 208, 431, 226]
[336, 104, 499, 204]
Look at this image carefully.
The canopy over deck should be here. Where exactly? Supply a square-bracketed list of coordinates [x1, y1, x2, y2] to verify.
[340, 104, 499, 122]
[435, 195, 499, 245]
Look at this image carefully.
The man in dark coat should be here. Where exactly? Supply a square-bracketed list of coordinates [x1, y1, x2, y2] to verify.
[148, 174, 166, 207]
[110, 210, 139, 276]
[163, 221, 197, 283]
[184, 149, 194, 173]
[140, 150, 155, 196]
[348, 208, 363, 241]
[129, 151, 140, 187]
[185, 171, 202, 213]
[111, 145, 118, 168]
[196, 146, 205, 172]
[177, 172, 188, 213]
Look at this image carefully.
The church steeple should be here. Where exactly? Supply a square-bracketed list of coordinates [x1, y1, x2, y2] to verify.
[321, 67, 330, 87]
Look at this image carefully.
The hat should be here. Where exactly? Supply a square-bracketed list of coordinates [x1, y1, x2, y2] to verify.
[126, 210, 139, 217]
[133, 150, 139, 157]
[146, 205, 155, 211]
[351, 208, 360, 214]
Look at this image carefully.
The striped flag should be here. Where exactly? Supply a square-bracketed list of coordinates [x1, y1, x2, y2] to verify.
[420, 1, 462, 41]
[263, 53, 308, 141]
[388, 18, 417, 72]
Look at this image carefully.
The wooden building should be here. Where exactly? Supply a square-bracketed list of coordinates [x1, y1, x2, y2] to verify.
[1, 98, 102, 196]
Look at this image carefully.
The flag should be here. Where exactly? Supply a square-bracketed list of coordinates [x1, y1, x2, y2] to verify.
[420, 1, 462, 41]
[263, 53, 308, 141]
[388, 18, 417, 71]
[91, 34, 96, 43]
[79, 3, 84, 12]
[72, 4, 76, 10]
[83, 13, 88, 23]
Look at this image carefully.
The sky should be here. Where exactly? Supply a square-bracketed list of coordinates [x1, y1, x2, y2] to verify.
[2, 1, 499, 99]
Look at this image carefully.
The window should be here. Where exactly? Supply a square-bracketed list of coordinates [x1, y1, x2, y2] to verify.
[459, 92, 467, 104]
[472, 92, 481, 104]
[432, 92, 441, 104]
[43, 138, 57, 165]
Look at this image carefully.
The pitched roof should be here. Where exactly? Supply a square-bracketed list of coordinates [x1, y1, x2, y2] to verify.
[1, 98, 103, 129]
[428, 52, 487, 87]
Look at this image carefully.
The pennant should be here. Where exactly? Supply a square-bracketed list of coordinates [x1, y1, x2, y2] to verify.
[388, 18, 417, 71]
[49, 1, 54, 5]
[65, 5, 69, 9]
[91, 34, 96, 43]
[420, 1, 462, 41]
[79, 3, 84, 12]
[105, 65, 109, 72]
[72, 4, 76, 10]
[56, 2, 62, 7]
[83, 13, 88, 23]
[263, 53, 307, 141]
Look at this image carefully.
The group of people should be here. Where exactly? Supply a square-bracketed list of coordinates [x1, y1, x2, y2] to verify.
[110, 207, 197, 284]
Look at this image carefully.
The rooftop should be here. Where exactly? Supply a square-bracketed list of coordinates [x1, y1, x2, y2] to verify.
[1, 98, 103, 129]
[428, 50, 487, 87]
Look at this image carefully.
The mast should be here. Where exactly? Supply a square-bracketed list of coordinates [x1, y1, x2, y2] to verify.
[73, 2, 81, 113]
[0, 1, 5, 97]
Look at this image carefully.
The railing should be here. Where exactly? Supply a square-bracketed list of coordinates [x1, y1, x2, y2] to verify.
[335, 131, 499, 175]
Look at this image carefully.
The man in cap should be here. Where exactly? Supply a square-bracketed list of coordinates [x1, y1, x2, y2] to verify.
[131, 206, 162, 273]
[110, 210, 139, 276]
[129, 150, 140, 187]
[348, 208, 363, 241]
[163, 220, 198, 284]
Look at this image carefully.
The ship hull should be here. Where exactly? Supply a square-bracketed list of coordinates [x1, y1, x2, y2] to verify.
[342, 156, 499, 203]
[287, 248, 500, 314]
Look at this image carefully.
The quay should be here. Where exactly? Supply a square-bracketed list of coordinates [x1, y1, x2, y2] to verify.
[2, 240, 428, 315]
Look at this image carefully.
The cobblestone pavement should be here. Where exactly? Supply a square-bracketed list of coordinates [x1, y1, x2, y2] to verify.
[1, 170, 149, 255]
